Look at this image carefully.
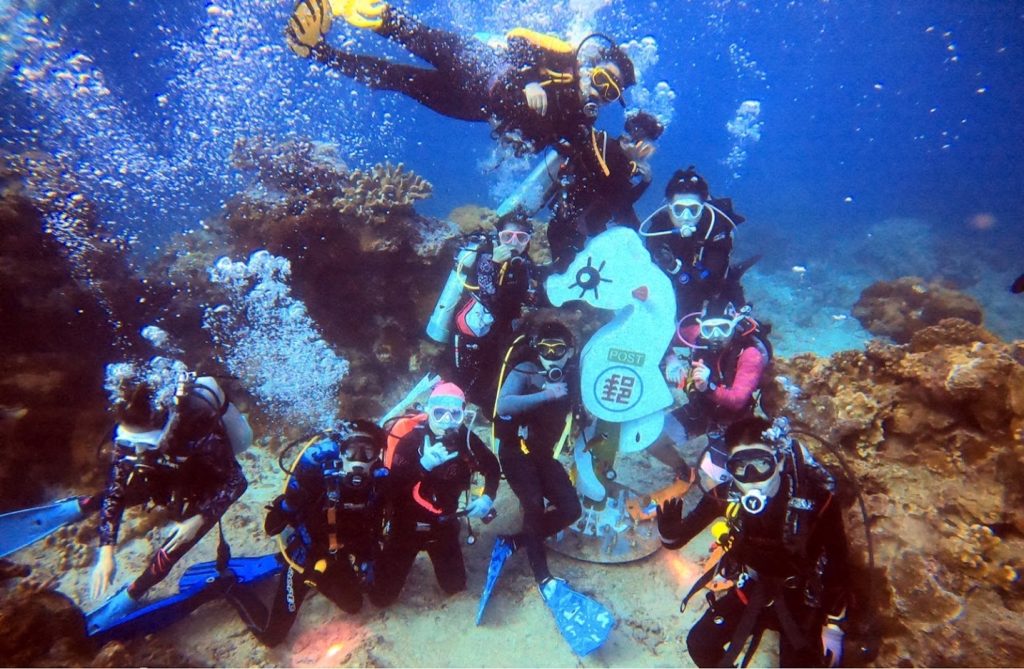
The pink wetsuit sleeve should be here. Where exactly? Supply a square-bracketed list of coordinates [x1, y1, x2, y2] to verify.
[710, 346, 766, 411]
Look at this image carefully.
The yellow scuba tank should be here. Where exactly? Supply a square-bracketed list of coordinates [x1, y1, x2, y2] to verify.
[425, 238, 483, 343]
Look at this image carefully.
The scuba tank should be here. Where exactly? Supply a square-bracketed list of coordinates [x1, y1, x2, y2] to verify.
[426, 238, 484, 343]
[496, 149, 565, 218]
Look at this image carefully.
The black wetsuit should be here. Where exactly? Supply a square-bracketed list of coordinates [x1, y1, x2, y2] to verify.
[645, 200, 746, 314]
[94, 387, 247, 598]
[494, 360, 582, 583]
[242, 435, 385, 647]
[370, 424, 500, 605]
[548, 129, 649, 267]
[451, 249, 535, 409]
[310, 8, 594, 153]
[660, 447, 849, 668]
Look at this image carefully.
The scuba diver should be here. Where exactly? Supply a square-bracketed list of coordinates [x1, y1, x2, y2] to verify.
[548, 110, 664, 269]
[440, 211, 540, 410]
[641, 166, 750, 315]
[478, 320, 615, 656]
[85, 361, 250, 634]
[487, 320, 582, 594]
[370, 382, 500, 606]
[286, 0, 635, 154]
[650, 301, 772, 479]
[230, 421, 388, 646]
[657, 416, 850, 668]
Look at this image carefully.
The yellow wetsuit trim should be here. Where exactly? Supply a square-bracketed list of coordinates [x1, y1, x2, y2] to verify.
[590, 128, 611, 177]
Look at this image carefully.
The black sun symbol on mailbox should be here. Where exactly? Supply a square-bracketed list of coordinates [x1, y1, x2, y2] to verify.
[569, 256, 613, 300]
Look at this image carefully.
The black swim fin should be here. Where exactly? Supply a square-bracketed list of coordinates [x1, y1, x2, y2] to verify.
[540, 578, 615, 656]
[88, 554, 282, 642]
[0, 497, 84, 558]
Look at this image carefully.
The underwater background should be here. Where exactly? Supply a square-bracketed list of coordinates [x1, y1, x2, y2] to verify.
[1, 0, 1023, 666]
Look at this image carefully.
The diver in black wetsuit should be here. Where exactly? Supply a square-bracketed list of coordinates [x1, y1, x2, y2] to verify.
[237, 421, 387, 646]
[641, 166, 749, 315]
[370, 383, 501, 605]
[548, 110, 664, 268]
[657, 416, 851, 668]
[449, 212, 538, 410]
[286, 0, 635, 154]
[490, 320, 582, 592]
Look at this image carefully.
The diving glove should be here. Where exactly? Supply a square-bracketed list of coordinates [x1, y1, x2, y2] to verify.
[328, 0, 387, 30]
[286, 0, 333, 58]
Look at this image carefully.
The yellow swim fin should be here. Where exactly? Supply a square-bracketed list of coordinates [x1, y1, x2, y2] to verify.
[285, 0, 333, 58]
[328, 0, 387, 30]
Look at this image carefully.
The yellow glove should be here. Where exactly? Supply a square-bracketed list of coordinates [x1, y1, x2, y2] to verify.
[328, 0, 387, 29]
[285, 0, 333, 58]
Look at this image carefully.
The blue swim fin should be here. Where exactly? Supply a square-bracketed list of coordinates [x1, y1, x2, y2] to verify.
[87, 554, 282, 641]
[540, 578, 615, 656]
[475, 535, 515, 626]
[0, 496, 84, 558]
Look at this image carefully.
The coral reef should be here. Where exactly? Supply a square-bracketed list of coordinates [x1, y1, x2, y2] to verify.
[852, 276, 984, 343]
[336, 161, 432, 226]
[763, 318, 1024, 666]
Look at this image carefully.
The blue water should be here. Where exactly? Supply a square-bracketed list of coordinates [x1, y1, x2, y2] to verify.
[1, 0, 1021, 285]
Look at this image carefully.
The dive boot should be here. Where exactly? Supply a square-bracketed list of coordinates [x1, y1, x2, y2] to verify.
[87, 587, 143, 636]
[539, 577, 615, 656]
[475, 535, 515, 625]
[328, 0, 387, 29]
[0, 496, 86, 558]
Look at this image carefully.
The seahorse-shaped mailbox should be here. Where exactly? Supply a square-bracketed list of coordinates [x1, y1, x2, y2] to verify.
[545, 227, 677, 453]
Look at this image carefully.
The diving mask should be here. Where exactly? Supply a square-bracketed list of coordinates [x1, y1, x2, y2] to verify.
[590, 66, 623, 103]
[498, 229, 531, 248]
[726, 446, 779, 484]
[698, 316, 739, 343]
[341, 436, 380, 465]
[536, 338, 569, 361]
[114, 423, 167, 451]
[427, 396, 465, 435]
[669, 194, 704, 236]
[537, 339, 571, 383]
[728, 446, 782, 514]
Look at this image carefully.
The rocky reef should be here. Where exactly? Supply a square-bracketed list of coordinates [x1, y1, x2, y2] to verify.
[852, 276, 984, 344]
[765, 317, 1024, 666]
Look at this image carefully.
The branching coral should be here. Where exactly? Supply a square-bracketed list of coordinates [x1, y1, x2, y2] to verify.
[334, 161, 432, 225]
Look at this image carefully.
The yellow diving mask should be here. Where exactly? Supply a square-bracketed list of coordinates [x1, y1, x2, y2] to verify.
[591, 66, 623, 104]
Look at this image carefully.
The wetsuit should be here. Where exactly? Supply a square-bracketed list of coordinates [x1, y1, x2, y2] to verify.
[370, 423, 500, 605]
[96, 387, 247, 599]
[451, 248, 535, 409]
[244, 435, 385, 646]
[310, 9, 595, 153]
[494, 360, 582, 583]
[548, 129, 650, 267]
[670, 322, 770, 448]
[645, 200, 746, 314]
[660, 447, 849, 667]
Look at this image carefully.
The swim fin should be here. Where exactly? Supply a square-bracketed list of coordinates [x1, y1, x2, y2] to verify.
[329, 0, 386, 29]
[88, 554, 282, 641]
[475, 535, 515, 625]
[540, 578, 615, 656]
[0, 496, 85, 558]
